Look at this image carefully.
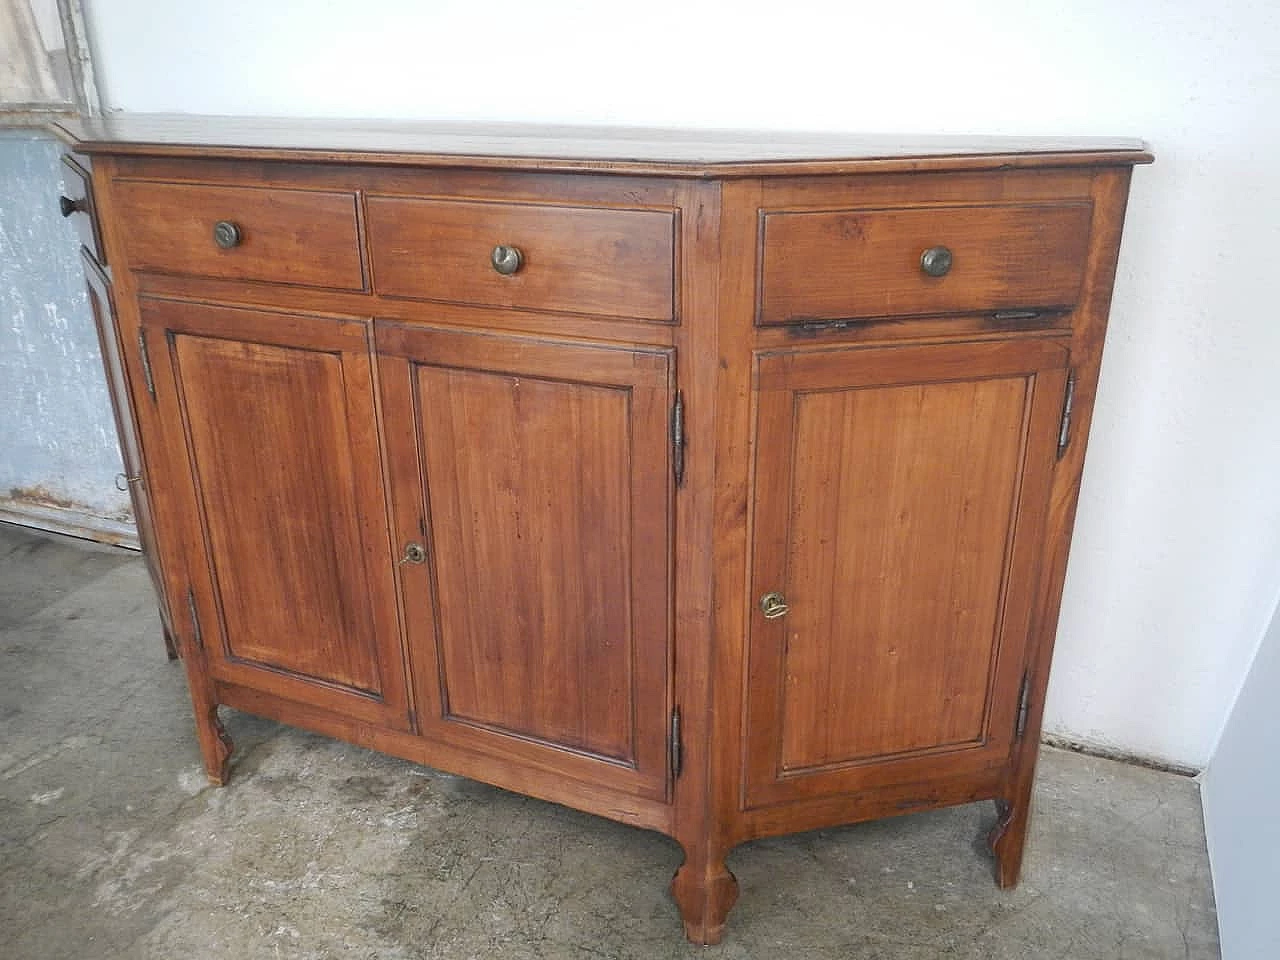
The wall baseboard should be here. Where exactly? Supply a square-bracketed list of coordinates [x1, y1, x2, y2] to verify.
[0, 499, 138, 550]
[1041, 734, 1200, 778]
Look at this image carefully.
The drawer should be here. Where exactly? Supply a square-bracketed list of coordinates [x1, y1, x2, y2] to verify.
[110, 180, 364, 289]
[758, 202, 1092, 325]
[367, 197, 676, 322]
[60, 155, 105, 265]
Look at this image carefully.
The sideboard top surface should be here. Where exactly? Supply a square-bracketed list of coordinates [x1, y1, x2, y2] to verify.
[54, 114, 1153, 177]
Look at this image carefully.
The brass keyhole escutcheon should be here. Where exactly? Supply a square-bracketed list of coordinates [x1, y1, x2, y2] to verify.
[400, 542, 427, 565]
[760, 591, 789, 619]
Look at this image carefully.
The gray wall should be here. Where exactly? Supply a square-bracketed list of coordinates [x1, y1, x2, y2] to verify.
[0, 129, 128, 521]
[1201, 601, 1280, 959]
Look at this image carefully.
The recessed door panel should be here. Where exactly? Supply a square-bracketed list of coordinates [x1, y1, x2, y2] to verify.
[82, 252, 174, 645]
[418, 365, 634, 758]
[745, 338, 1069, 808]
[141, 299, 410, 728]
[379, 323, 673, 800]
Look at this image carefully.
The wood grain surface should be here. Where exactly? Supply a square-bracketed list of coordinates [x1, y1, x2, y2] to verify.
[759, 202, 1093, 324]
[81, 251, 172, 652]
[140, 298, 411, 729]
[745, 339, 1068, 808]
[54, 113, 1152, 177]
[378, 323, 674, 802]
[73, 125, 1150, 943]
[112, 179, 365, 289]
[366, 195, 675, 320]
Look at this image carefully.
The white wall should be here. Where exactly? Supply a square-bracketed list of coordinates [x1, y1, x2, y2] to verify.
[1202, 596, 1280, 958]
[81, 0, 1280, 770]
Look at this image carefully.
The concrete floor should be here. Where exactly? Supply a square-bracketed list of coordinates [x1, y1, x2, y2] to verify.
[0, 522, 1219, 959]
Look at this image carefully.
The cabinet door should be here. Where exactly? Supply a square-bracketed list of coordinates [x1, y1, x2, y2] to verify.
[82, 251, 173, 644]
[139, 298, 411, 729]
[744, 338, 1069, 808]
[378, 323, 674, 802]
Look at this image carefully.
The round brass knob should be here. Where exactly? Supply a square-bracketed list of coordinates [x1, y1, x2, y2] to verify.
[213, 220, 243, 249]
[58, 195, 86, 218]
[920, 245, 953, 277]
[491, 244, 523, 276]
[760, 591, 790, 620]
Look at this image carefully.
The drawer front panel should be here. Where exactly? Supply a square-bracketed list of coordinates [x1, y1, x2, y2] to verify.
[758, 202, 1092, 325]
[111, 180, 365, 289]
[367, 196, 676, 321]
[60, 155, 106, 264]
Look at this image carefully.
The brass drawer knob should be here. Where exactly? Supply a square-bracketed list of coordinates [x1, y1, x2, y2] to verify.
[213, 220, 243, 249]
[58, 195, 87, 218]
[920, 245, 953, 277]
[491, 244, 523, 276]
[759, 591, 790, 619]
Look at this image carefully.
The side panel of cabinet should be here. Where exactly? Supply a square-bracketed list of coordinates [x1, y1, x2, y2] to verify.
[378, 322, 674, 801]
[81, 250, 174, 645]
[138, 297, 411, 729]
[744, 338, 1069, 808]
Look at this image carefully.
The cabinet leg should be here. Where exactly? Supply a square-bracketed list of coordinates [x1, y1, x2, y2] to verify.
[162, 621, 180, 661]
[182, 663, 233, 785]
[193, 700, 234, 786]
[671, 846, 739, 945]
[988, 794, 1031, 888]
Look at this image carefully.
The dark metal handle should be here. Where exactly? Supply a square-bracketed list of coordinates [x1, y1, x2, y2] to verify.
[491, 244, 523, 276]
[920, 245, 953, 277]
[59, 195, 87, 218]
[760, 591, 790, 620]
[213, 220, 242, 249]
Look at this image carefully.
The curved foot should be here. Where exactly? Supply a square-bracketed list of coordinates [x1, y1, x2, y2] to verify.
[671, 855, 739, 945]
[988, 797, 1029, 888]
[196, 704, 234, 786]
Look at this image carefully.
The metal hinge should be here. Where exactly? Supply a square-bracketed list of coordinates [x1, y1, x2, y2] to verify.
[669, 707, 683, 779]
[187, 586, 203, 649]
[796, 318, 857, 335]
[991, 309, 1043, 322]
[671, 391, 685, 488]
[1015, 671, 1032, 741]
[138, 329, 156, 400]
[1057, 371, 1076, 459]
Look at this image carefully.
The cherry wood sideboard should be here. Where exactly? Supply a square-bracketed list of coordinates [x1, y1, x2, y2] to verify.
[54, 115, 1150, 943]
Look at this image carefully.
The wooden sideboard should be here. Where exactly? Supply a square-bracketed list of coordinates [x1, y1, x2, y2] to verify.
[54, 115, 1150, 943]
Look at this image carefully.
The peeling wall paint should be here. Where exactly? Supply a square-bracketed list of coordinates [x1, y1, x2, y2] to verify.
[0, 130, 129, 519]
